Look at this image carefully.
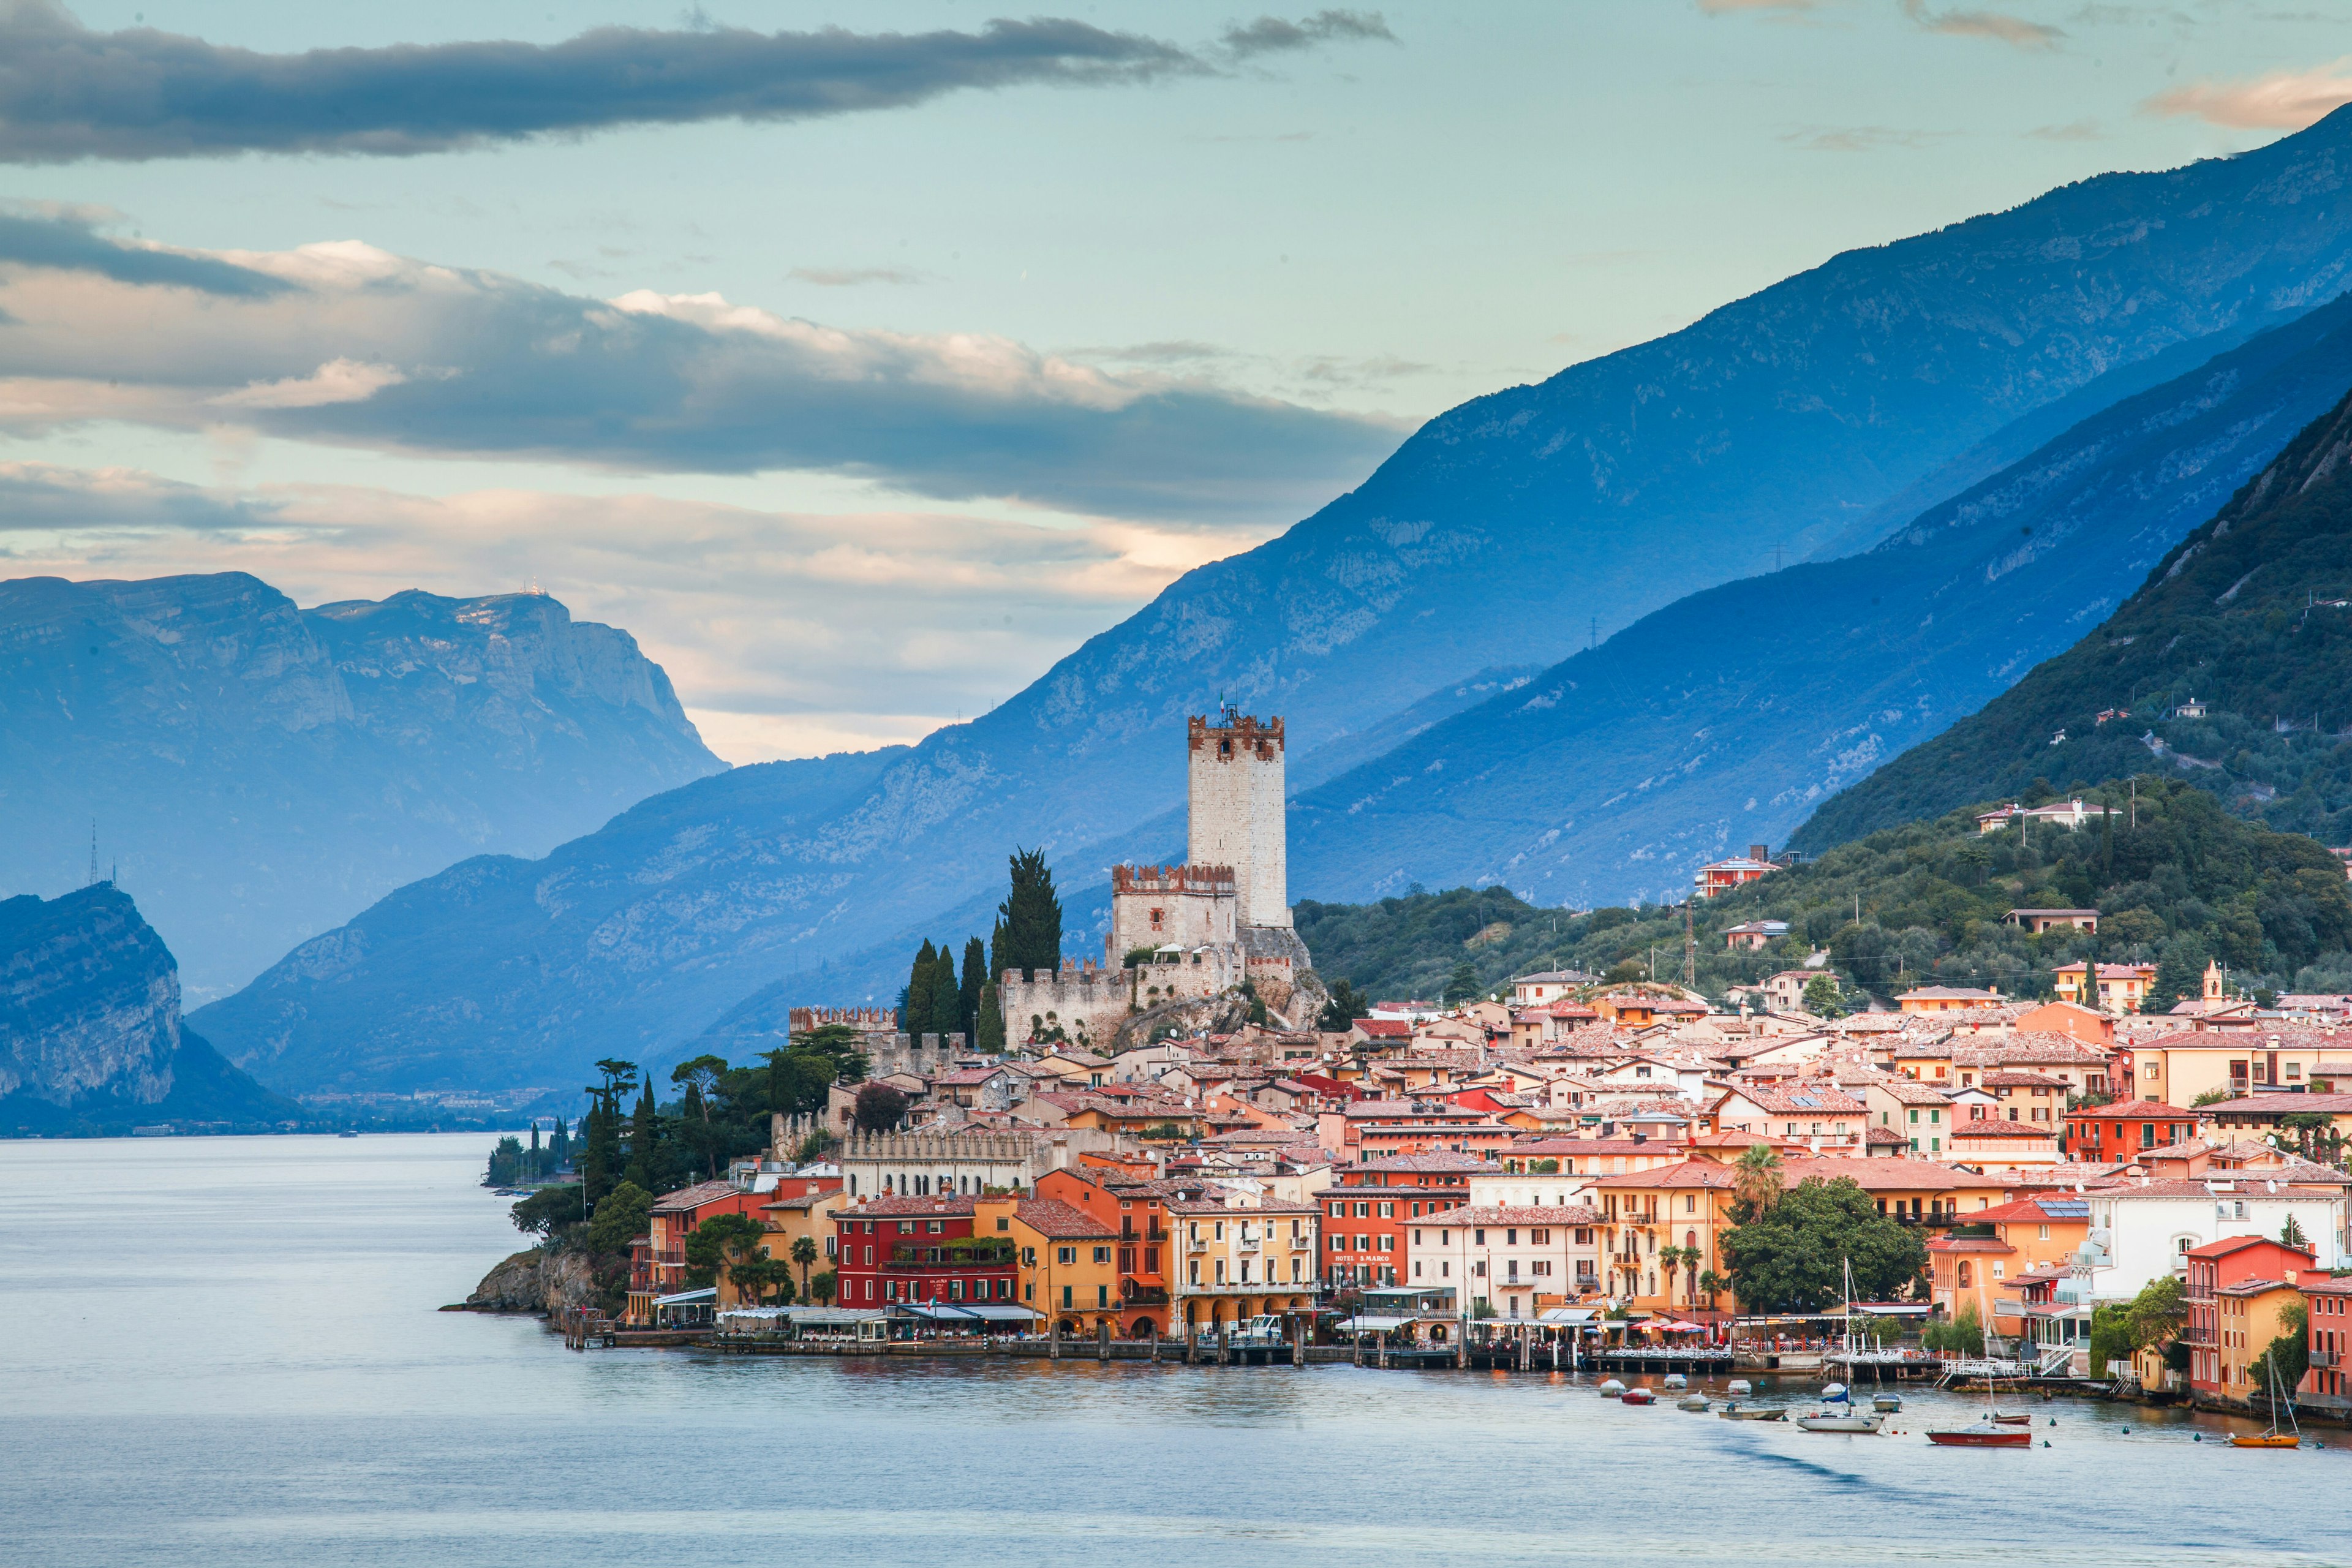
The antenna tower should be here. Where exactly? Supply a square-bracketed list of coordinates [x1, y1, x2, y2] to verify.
[88, 821, 99, 887]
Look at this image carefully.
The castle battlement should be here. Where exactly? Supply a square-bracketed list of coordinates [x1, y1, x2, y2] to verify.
[788, 1005, 899, 1033]
[1112, 863, 1237, 896]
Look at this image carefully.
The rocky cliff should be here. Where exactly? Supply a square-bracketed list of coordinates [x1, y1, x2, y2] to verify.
[0, 884, 294, 1133]
[0, 573, 723, 999]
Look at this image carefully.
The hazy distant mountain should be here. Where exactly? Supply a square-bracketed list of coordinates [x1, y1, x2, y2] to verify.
[0, 574, 723, 997]
[199, 108, 2352, 1092]
[1795, 369, 2352, 852]
[0, 884, 293, 1134]
[1281, 287, 2352, 905]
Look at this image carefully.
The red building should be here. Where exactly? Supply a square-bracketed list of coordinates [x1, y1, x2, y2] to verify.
[1692, 846, 1776, 899]
[2181, 1235, 2315, 1396]
[1036, 1166, 1172, 1325]
[2303, 1274, 2352, 1412]
[1312, 1152, 1493, 1288]
[2062, 1099, 2199, 1162]
[831, 1195, 1017, 1310]
[625, 1179, 771, 1324]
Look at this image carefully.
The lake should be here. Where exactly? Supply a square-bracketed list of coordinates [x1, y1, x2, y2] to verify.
[0, 1133, 2339, 1567]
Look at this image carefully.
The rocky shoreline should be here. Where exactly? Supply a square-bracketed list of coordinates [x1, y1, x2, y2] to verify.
[453, 1246, 597, 1315]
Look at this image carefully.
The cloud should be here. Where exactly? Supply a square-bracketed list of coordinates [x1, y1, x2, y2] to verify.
[1898, 0, 2063, 48]
[0, 210, 1404, 521]
[0, 4, 1392, 165]
[0, 461, 1270, 761]
[2146, 56, 2352, 130]
[1219, 10, 1395, 59]
[0, 204, 290, 295]
[787, 266, 933, 287]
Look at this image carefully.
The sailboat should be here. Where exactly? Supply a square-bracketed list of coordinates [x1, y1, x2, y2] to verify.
[2231, 1355, 2303, 1449]
[1798, 1261, 1885, 1433]
[1928, 1280, 2032, 1447]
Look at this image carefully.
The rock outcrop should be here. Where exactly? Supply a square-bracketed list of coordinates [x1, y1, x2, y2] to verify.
[0, 573, 723, 1001]
[0, 884, 295, 1133]
[465, 1245, 597, 1314]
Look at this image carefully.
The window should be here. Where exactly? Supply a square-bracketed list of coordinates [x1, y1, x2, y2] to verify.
[1378, 1235, 1394, 1253]
[1474, 1229, 1487, 1245]
[949, 1279, 965, 1300]
[1506, 1229, 1518, 1245]
[1093, 1246, 1111, 1264]
[900, 1221, 915, 1234]
[1098, 1284, 1109, 1307]
[1355, 1202, 1371, 1218]
[1329, 1235, 1343, 1253]
[1061, 1284, 1072, 1308]
[1020, 1246, 1035, 1266]
[1355, 1234, 1370, 1251]
[1413, 1229, 1424, 1246]
[1531, 1229, 1550, 1245]
[1378, 1202, 1393, 1219]
[1329, 1202, 1344, 1218]
[1057, 1246, 1076, 1265]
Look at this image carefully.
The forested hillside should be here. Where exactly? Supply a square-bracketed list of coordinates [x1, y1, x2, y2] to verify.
[1797, 380, 2352, 853]
[1301, 777, 2352, 1008]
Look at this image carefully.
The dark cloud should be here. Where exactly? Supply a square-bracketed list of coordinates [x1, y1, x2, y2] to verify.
[1220, 10, 1396, 59]
[0, 206, 291, 294]
[0, 2, 1390, 164]
[0, 211, 1407, 522]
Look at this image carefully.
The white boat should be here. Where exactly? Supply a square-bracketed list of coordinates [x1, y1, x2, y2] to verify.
[1678, 1394, 1711, 1411]
[1662, 1372, 1688, 1390]
[1797, 1409, 1885, 1433]
[1873, 1393, 1902, 1413]
[1599, 1378, 1626, 1397]
[1727, 1378, 1753, 1398]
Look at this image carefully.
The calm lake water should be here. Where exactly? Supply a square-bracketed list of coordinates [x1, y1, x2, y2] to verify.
[1, 1134, 2342, 1567]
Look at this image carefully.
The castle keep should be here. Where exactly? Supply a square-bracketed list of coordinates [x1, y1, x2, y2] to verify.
[998, 710, 1311, 1047]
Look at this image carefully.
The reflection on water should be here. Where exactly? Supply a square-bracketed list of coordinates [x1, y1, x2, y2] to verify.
[0, 1135, 2338, 1567]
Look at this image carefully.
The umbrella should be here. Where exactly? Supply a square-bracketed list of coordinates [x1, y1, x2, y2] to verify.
[1656, 1319, 1704, 1333]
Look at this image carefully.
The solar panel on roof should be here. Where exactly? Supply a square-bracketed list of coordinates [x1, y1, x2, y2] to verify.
[2038, 1200, 2090, 1218]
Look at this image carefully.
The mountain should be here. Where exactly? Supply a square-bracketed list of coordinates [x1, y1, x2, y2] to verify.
[0, 574, 723, 998]
[198, 110, 2352, 1093]
[1280, 287, 2352, 906]
[0, 884, 296, 1134]
[1795, 372, 2352, 854]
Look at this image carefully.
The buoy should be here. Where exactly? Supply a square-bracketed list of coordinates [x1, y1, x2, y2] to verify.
[2048, 1417, 2056, 1426]
[2121, 1427, 2130, 1434]
[2192, 1433, 2201, 1442]
[2042, 1439, 2051, 1448]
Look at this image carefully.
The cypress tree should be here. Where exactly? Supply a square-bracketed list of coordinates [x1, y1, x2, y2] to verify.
[976, 981, 1006, 1054]
[927, 943, 962, 1039]
[906, 938, 939, 1034]
[988, 914, 1009, 985]
[1000, 848, 1064, 976]
[959, 936, 986, 1042]
[625, 1079, 658, 1193]
[582, 1092, 620, 1205]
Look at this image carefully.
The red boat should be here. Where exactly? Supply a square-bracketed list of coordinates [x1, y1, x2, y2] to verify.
[1927, 1422, 2032, 1447]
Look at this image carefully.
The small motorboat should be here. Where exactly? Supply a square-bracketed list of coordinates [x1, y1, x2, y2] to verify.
[337, 1129, 360, 1138]
[1662, 1372, 1688, 1390]
[1678, 1395, 1711, 1411]
[1873, 1394, 1902, 1413]
[1719, 1403, 1787, 1421]
[1796, 1410, 1884, 1434]
[1990, 1412, 2034, 1427]
[1928, 1421, 2032, 1447]
[1620, 1387, 1657, 1406]
[1727, 1378, 1753, 1398]
[1599, 1378, 1627, 1398]
[1821, 1381, 1849, 1403]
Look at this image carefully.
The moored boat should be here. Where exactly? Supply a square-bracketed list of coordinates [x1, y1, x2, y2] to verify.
[1678, 1395, 1711, 1411]
[1726, 1378, 1752, 1398]
[1620, 1387, 1657, 1406]
[2230, 1358, 2304, 1449]
[1662, 1372, 1687, 1390]
[1719, 1403, 1787, 1421]
[1873, 1394, 1902, 1413]
[1927, 1422, 2032, 1447]
[1599, 1378, 1626, 1398]
[1796, 1410, 1883, 1433]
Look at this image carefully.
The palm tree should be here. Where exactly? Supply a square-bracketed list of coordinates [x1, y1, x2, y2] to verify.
[791, 1234, 820, 1297]
[1657, 1244, 1687, 1304]
[1732, 1143, 1784, 1219]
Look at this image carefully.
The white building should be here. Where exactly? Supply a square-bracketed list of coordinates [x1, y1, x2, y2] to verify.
[2082, 1178, 2348, 1301]
[1404, 1204, 1602, 1319]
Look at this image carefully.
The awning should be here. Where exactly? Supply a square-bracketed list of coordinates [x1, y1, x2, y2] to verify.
[1335, 1314, 1417, 1332]
[1536, 1308, 1598, 1325]
[652, 1287, 717, 1306]
[786, 1308, 889, 1327]
[1121, 1272, 1166, 1287]
[891, 1302, 1043, 1324]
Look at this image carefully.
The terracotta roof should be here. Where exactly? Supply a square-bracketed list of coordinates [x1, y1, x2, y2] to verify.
[1407, 1203, 1600, 1226]
[1014, 1197, 1117, 1240]
[1926, 1235, 2016, 1253]
[650, 1180, 745, 1215]
[1340, 1152, 1502, 1172]
[1874, 1079, 1956, 1106]
[1588, 1159, 1739, 1189]
[1979, 1071, 2068, 1088]
[1948, 1121, 2059, 1140]
[2068, 1099, 2201, 1120]
[836, 1195, 978, 1218]
[2183, 1234, 2313, 1260]
[758, 1190, 845, 1212]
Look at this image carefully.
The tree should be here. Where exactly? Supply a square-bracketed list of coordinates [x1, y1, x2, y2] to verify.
[790, 1235, 820, 1297]
[1801, 973, 1847, 1017]
[2252, 1298, 2310, 1395]
[2282, 1214, 2312, 1249]
[684, 1213, 770, 1291]
[1732, 1143, 1784, 1220]
[584, 1179, 652, 1257]
[927, 942, 964, 1039]
[1316, 977, 1368, 1033]
[1718, 1177, 1926, 1312]
[671, 1054, 728, 1180]
[811, 1268, 839, 1305]
[959, 937, 987, 1044]
[486, 1135, 526, 1186]
[1444, 959, 1480, 1005]
[906, 938, 941, 1035]
[853, 1081, 910, 1133]
[624, 1076, 660, 1193]
[976, 981, 1006, 1054]
[999, 848, 1064, 976]
[1928, 1300, 1988, 1358]
[511, 1183, 585, 1238]
[2143, 934, 2211, 1013]
[2123, 1275, 2187, 1351]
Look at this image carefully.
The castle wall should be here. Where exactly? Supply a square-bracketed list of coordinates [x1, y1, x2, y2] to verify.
[1108, 864, 1236, 960]
[1188, 714, 1289, 930]
[998, 960, 1134, 1051]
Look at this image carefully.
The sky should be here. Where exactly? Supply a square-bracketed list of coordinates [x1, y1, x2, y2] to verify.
[2, 0, 2350, 763]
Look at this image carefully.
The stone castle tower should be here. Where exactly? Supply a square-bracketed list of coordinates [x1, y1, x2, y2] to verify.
[1188, 712, 1289, 931]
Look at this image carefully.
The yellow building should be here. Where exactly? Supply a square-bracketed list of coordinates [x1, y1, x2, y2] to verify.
[2131, 1032, 2335, 1104]
[1166, 1193, 1321, 1335]
[750, 1185, 852, 1306]
[975, 1194, 1123, 1335]
[2052, 962, 2155, 1013]
[2214, 1280, 2303, 1408]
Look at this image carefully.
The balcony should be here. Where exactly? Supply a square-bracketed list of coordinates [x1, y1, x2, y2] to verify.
[2315, 1348, 2339, 1370]
[1186, 1237, 1208, 1253]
